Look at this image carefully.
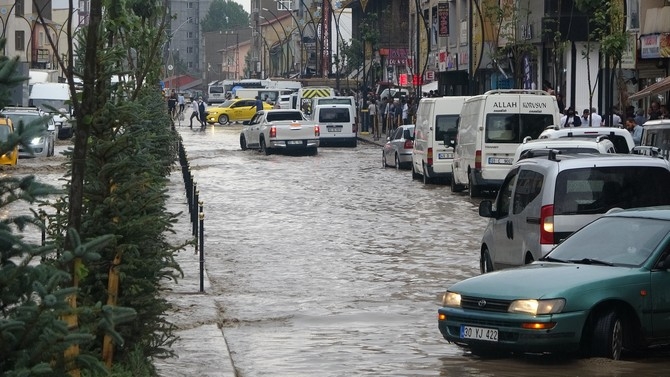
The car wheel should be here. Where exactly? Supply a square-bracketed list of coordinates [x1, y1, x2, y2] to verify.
[308, 148, 318, 156]
[412, 164, 420, 180]
[451, 171, 464, 193]
[591, 310, 624, 360]
[480, 248, 494, 274]
[382, 152, 388, 168]
[468, 173, 481, 198]
[260, 138, 272, 155]
[395, 154, 401, 170]
[240, 135, 247, 150]
[218, 114, 229, 125]
[422, 165, 432, 184]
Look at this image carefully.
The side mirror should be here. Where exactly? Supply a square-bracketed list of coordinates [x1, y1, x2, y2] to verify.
[479, 200, 495, 218]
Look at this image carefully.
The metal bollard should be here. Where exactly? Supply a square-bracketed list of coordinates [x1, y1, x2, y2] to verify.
[199, 207, 205, 293]
[41, 212, 46, 246]
[192, 188, 199, 236]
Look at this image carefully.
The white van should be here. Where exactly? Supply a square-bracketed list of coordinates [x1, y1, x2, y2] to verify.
[451, 89, 560, 197]
[29, 82, 73, 139]
[311, 104, 357, 147]
[641, 119, 670, 159]
[411, 96, 468, 184]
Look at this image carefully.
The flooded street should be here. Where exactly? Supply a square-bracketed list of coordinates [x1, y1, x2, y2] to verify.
[176, 125, 670, 377]
[9, 128, 670, 377]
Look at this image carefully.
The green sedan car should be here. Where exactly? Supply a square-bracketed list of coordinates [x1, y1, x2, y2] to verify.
[438, 207, 670, 360]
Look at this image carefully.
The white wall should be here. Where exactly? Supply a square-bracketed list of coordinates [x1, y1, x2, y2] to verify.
[566, 42, 601, 113]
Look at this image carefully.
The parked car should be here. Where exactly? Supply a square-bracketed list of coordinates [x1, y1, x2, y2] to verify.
[539, 126, 635, 154]
[0, 117, 17, 165]
[382, 124, 415, 169]
[205, 98, 272, 125]
[2, 108, 56, 158]
[478, 153, 670, 272]
[513, 136, 616, 163]
[439, 206, 670, 360]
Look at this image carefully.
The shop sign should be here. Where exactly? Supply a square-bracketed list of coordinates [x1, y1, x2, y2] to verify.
[640, 33, 670, 59]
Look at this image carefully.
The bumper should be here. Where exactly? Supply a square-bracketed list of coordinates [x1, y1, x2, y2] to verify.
[437, 307, 586, 353]
[426, 162, 453, 179]
[269, 139, 320, 149]
[19, 146, 47, 158]
[398, 152, 413, 165]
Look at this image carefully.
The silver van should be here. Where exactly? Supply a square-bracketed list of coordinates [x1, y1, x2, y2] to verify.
[477, 153, 670, 273]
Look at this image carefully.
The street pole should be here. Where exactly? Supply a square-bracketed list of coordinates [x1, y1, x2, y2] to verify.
[277, 1, 305, 77]
[261, 11, 289, 77]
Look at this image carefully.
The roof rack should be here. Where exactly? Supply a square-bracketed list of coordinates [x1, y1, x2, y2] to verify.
[548, 149, 562, 161]
[522, 136, 532, 143]
[483, 89, 551, 96]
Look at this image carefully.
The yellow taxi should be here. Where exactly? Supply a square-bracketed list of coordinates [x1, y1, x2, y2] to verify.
[205, 98, 272, 125]
[0, 117, 18, 166]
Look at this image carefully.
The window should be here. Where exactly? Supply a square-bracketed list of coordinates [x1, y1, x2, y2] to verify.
[187, 32, 194, 39]
[15, 0, 24, 17]
[513, 170, 544, 214]
[277, 0, 292, 11]
[496, 168, 518, 219]
[15, 30, 25, 51]
[318, 108, 350, 123]
[485, 114, 553, 143]
[187, 17, 193, 24]
[187, 2, 194, 9]
[187, 61, 193, 68]
[434, 114, 458, 143]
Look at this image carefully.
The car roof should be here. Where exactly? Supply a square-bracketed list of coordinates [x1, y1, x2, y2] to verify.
[540, 126, 632, 138]
[520, 138, 612, 147]
[603, 206, 670, 221]
[515, 153, 670, 170]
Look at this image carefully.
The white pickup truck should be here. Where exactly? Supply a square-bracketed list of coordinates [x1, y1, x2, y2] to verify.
[240, 109, 320, 155]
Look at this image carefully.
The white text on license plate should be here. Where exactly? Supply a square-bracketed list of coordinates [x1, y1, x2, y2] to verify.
[438, 152, 453, 159]
[460, 325, 498, 342]
[488, 157, 513, 165]
[327, 126, 342, 132]
[287, 140, 303, 145]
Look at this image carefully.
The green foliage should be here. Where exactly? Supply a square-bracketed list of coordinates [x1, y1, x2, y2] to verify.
[201, 0, 249, 33]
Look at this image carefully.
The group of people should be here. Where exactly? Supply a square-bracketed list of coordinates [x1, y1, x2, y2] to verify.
[557, 100, 669, 146]
[165, 89, 207, 129]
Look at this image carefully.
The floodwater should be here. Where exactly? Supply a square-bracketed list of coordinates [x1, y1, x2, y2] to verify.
[175, 124, 670, 377]
[10, 127, 670, 377]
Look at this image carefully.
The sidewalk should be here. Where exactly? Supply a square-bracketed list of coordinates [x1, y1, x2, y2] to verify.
[357, 131, 386, 147]
[154, 172, 236, 377]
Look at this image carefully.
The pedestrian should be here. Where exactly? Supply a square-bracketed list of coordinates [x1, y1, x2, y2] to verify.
[255, 96, 264, 113]
[177, 93, 185, 116]
[167, 90, 177, 118]
[560, 107, 581, 127]
[401, 98, 409, 125]
[368, 99, 377, 136]
[378, 97, 388, 134]
[624, 117, 643, 146]
[198, 97, 207, 130]
[634, 108, 647, 126]
[589, 107, 603, 127]
[189, 99, 199, 128]
[580, 108, 590, 127]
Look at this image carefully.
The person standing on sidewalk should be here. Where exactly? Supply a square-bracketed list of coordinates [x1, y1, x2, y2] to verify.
[368, 99, 378, 138]
[198, 97, 208, 130]
[189, 99, 199, 128]
[378, 97, 388, 135]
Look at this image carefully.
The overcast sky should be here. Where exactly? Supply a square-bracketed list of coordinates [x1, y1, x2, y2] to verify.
[51, 0, 251, 13]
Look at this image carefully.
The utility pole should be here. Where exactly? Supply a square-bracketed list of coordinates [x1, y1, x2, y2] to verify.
[252, 0, 262, 78]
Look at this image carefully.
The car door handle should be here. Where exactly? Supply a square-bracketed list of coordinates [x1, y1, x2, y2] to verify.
[506, 220, 513, 239]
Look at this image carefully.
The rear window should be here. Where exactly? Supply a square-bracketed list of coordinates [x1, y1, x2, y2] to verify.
[267, 111, 306, 122]
[318, 108, 350, 123]
[435, 114, 458, 143]
[486, 114, 554, 143]
[554, 166, 670, 215]
[404, 127, 415, 140]
[555, 134, 630, 153]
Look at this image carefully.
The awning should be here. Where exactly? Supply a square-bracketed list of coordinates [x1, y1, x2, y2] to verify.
[422, 81, 438, 93]
[628, 76, 670, 102]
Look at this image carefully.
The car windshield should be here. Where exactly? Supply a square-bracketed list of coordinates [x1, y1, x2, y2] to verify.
[218, 100, 235, 108]
[547, 216, 670, 267]
[5, 113, 41, 126]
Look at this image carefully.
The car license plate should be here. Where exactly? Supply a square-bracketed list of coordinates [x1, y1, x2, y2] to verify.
[438, 152, 453, 159]
[488, 157, 513, 165]
[327, 125, 342, 132]
[287, 140, 303, 145]
[460, 325, 498, 342]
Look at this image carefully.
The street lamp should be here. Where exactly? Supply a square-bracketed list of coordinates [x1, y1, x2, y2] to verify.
[275, 1, 305, 77]
[260, 15, 288, 77]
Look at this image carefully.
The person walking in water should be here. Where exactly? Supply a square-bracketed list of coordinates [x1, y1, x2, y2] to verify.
[198, 97, 207, 130]
[189, 99, 199, 128]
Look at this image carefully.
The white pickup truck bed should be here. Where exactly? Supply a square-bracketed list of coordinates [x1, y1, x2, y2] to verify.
[240, 110, 320, 155]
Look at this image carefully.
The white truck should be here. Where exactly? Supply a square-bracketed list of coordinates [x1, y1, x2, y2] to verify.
[240, 109, 320, 155]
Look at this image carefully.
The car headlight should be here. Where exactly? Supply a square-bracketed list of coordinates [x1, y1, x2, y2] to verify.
[442, 292, 461, 307]
[508, 299, 565, 315]
[30, 136, 44, 145]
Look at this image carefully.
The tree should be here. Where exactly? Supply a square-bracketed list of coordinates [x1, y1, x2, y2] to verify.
[201, 0, 249, 33]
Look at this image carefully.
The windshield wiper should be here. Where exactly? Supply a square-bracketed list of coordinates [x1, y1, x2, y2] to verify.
[568, 258, 614, 266]
[539, 256, 567, 263]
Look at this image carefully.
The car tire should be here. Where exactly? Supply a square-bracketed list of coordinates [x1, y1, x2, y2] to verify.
[395, 154, 401, 170]
[240, 135, 247, 150]
[260, 138, 272, 155]
[307, 147, 318, 156]
[382, 152, 388, 168]
[480, 248, 494, 274]
[412, 164, 420, 180]
[218, 114, 229, 125]
[451, 171, 464, 193]
[591, 310, 624, 360]
[468, 173, 481, 198]
[422, 165, 431, 184]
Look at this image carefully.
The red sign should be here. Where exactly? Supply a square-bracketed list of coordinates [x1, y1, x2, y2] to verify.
[399, 74, 408, 86]
[412, 75, 423, 85]
[438, 3, 449, 37]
